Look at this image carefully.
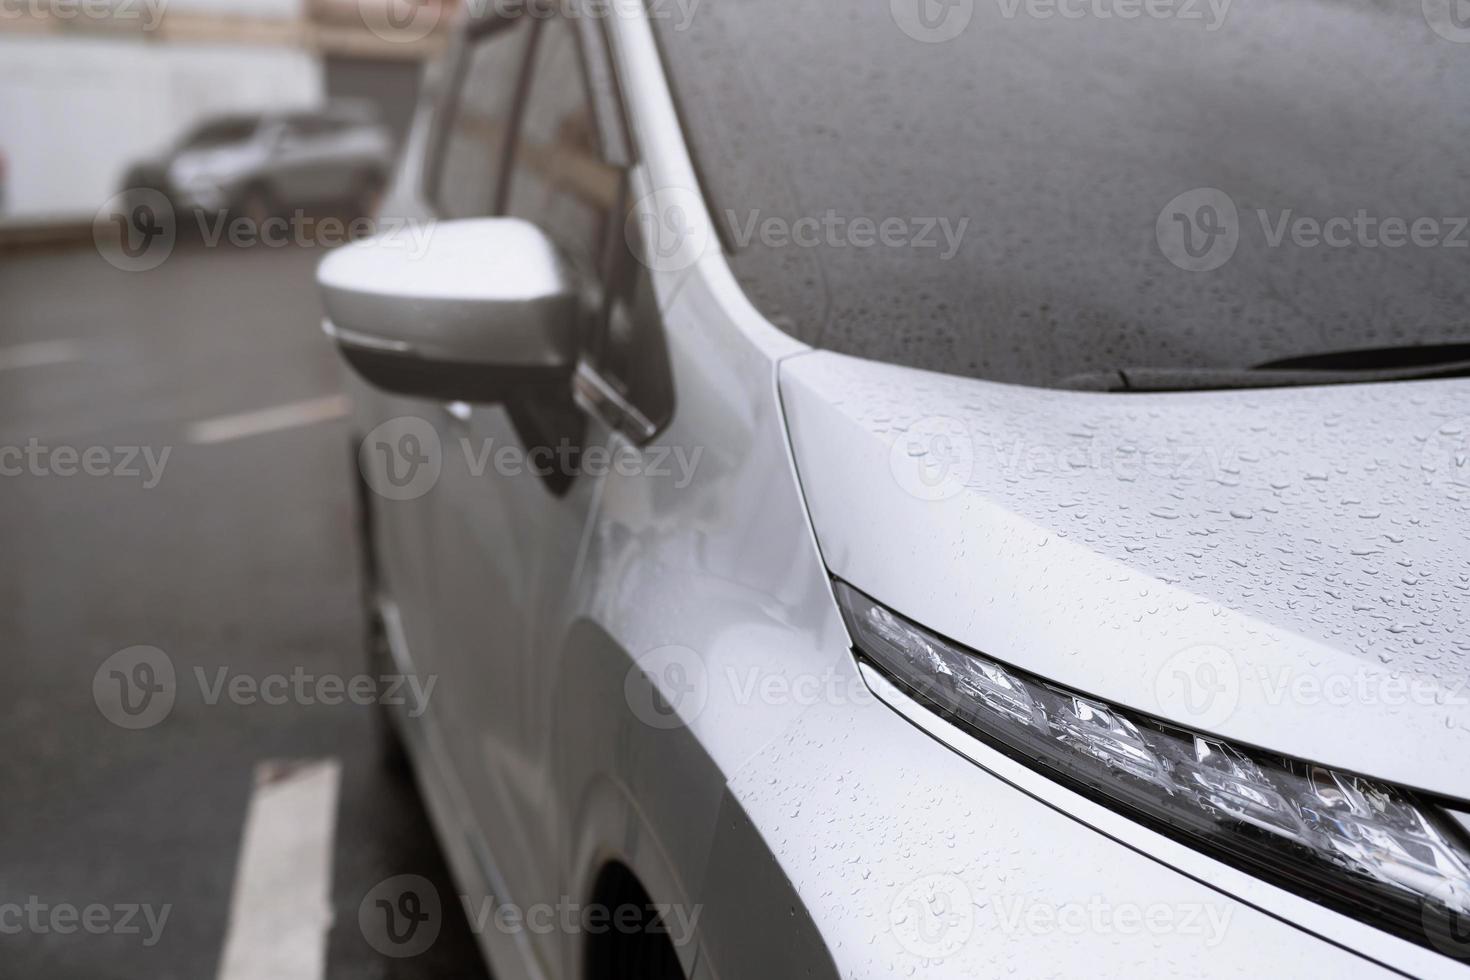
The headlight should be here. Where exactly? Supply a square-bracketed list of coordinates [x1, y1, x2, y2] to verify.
[836, 580, 1470, 956]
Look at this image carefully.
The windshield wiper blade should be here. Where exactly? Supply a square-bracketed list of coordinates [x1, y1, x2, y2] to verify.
[1258, 342, 1470, 372]
[1059, 358, 1470, 393]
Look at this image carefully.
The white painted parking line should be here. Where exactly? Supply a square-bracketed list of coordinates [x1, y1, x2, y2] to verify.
[186, 395, 351, 445]
[0, 339, 86, 371]
[215, 759, 341, 980]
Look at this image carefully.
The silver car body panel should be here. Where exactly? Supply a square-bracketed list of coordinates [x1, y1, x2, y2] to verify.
[338, 4, 1470, 979]
[779, 352, 1470, 800]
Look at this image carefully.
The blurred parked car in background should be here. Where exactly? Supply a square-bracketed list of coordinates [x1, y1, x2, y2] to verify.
[120, 102, 393, 224]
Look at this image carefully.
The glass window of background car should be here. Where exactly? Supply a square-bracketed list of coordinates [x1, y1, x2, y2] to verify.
[184, 118, 257, 149]
[434, 22, 529, 219]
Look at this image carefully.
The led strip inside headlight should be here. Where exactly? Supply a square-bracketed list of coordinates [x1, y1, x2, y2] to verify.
[836, 581, 1470, 956]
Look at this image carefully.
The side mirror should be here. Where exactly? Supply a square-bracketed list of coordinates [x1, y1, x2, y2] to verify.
[317, 218, 579, 403]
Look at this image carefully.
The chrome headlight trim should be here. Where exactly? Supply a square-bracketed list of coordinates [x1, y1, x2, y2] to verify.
[836, 580, 1470, 961]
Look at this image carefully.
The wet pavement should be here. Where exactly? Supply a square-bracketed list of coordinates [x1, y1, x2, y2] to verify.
[0, 240, 493, 979]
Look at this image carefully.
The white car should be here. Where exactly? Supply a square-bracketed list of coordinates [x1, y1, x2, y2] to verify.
[122, 104, 392, 222]
[318, 1, 1470, 977]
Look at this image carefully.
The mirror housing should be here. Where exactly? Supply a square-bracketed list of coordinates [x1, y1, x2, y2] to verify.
[317, 218, 579, 403]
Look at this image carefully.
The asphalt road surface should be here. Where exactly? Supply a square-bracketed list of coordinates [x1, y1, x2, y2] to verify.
[0, 239, 493, 980]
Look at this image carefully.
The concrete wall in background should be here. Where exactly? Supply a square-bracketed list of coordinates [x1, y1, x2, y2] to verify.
[0, 35, 322, 219]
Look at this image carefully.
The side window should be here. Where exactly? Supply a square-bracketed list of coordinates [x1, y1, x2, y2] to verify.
[433, 23, 529, 219]
[184, 119, 257, 150]
[503, 16, 621, 283]
[506, 16, 674, 432]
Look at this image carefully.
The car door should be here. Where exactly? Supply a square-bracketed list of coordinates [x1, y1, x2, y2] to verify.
[268, 115, 341, 204]
[425, 11, 667, 938]
[359, 0, 534, 905]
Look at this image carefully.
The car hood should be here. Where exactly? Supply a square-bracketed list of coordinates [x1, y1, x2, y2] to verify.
[780, 350, 1470, 800]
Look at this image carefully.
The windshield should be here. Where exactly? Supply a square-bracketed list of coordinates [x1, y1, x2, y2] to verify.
[654, 0, 1470, 388]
